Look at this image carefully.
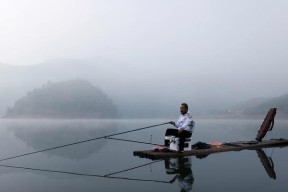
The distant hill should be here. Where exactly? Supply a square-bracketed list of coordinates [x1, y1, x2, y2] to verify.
[4, 79, 118, 118]
[0, 59, 182, 118]
[214, 94, 288, 118]
[1, 58, 287, 118]
[242, 94, 288, 117]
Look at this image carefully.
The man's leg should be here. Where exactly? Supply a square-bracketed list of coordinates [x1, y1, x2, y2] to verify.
[165, 128, 178, 146]
[179, 130, 192, 152]
[165, 128, 178, 136]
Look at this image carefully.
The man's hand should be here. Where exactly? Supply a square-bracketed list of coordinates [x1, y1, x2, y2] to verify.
[169, 175, 178, 184]
[169, 121, 175, 126]
[178, 128, 184, 133]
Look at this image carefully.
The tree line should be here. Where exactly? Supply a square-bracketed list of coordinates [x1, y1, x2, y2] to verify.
[5, 79, 118, 118]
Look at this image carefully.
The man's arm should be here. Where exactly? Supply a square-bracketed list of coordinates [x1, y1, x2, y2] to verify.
[169, 121, 176, 127]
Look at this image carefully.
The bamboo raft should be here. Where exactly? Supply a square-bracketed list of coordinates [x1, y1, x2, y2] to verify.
[133, 139, 288, 160]
[134, 108, 287, 160]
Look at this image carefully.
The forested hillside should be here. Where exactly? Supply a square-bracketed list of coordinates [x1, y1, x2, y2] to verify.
[4, 79, 117, 118]
[214, 94, 288, 118]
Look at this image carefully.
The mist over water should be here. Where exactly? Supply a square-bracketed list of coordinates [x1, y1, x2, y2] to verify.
[0, 1, 288, 118]
[0, 1, 288, 191]
[0, 119, 287, 191]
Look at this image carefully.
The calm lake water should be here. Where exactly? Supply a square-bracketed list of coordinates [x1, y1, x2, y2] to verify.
[0, 118, 287, 192]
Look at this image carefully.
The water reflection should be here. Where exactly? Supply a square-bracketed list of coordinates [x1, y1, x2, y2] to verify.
[256, 149, 276, 179]
[0, 149, 281, 191]
[7, 120, 117, 159]
[166, 157, 194, 192]
[0, 119, 287, 192]
[0, 160, 167, 183]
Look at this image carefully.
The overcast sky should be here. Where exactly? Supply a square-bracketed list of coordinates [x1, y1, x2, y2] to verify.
[0, 0, 288, 104]
[0, 0, 287, 65]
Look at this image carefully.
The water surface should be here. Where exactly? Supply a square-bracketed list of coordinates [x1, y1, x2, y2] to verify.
[0, 119, 287, 191]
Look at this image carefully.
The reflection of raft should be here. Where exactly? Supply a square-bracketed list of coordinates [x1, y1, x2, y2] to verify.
[133, 139, 288, 160]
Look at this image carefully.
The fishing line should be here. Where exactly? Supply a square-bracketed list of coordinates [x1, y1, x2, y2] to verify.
[104, 160, 162, 177]
[0, 122, 170, 162]
[265, 128, 275, 155]
[0, 160, 169, 183]
[106, 137, 163, 146]
[269, 147, 275, 157]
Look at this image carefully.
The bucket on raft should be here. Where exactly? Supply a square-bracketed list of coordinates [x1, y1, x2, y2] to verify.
[164, 136, 192, 152]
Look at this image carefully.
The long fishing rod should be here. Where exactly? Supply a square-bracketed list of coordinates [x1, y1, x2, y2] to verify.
[107, 137, 163, 146]
[0, 122, 170, 162]
[0, 160, 170, 184]
[105, 159, 162, 177]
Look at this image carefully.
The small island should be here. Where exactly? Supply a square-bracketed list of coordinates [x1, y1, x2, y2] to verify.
[4, 79, 117, 118]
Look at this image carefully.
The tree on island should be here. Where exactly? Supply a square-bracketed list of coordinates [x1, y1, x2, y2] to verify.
[5, 79, 117, 118]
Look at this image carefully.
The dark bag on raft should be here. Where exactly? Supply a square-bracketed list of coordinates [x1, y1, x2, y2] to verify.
[192, 142, 211, 149]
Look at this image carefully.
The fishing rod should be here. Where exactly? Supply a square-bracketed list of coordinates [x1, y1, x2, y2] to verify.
[0, 160, 170, 184]
[0, 122, 170, 162]
[106, 137, 163, 146]
[104, 159, 162, 177]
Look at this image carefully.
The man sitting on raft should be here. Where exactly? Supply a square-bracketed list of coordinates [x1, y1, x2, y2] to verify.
[167, 103, 194, 152]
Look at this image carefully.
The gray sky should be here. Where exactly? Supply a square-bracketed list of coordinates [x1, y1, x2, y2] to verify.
[1, 0, 287, 65]
[0, 0, 288, 106]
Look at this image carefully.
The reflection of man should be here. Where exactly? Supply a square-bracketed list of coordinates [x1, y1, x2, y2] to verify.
[167, 158, 194, 192]
[167, 103, 194, 152]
